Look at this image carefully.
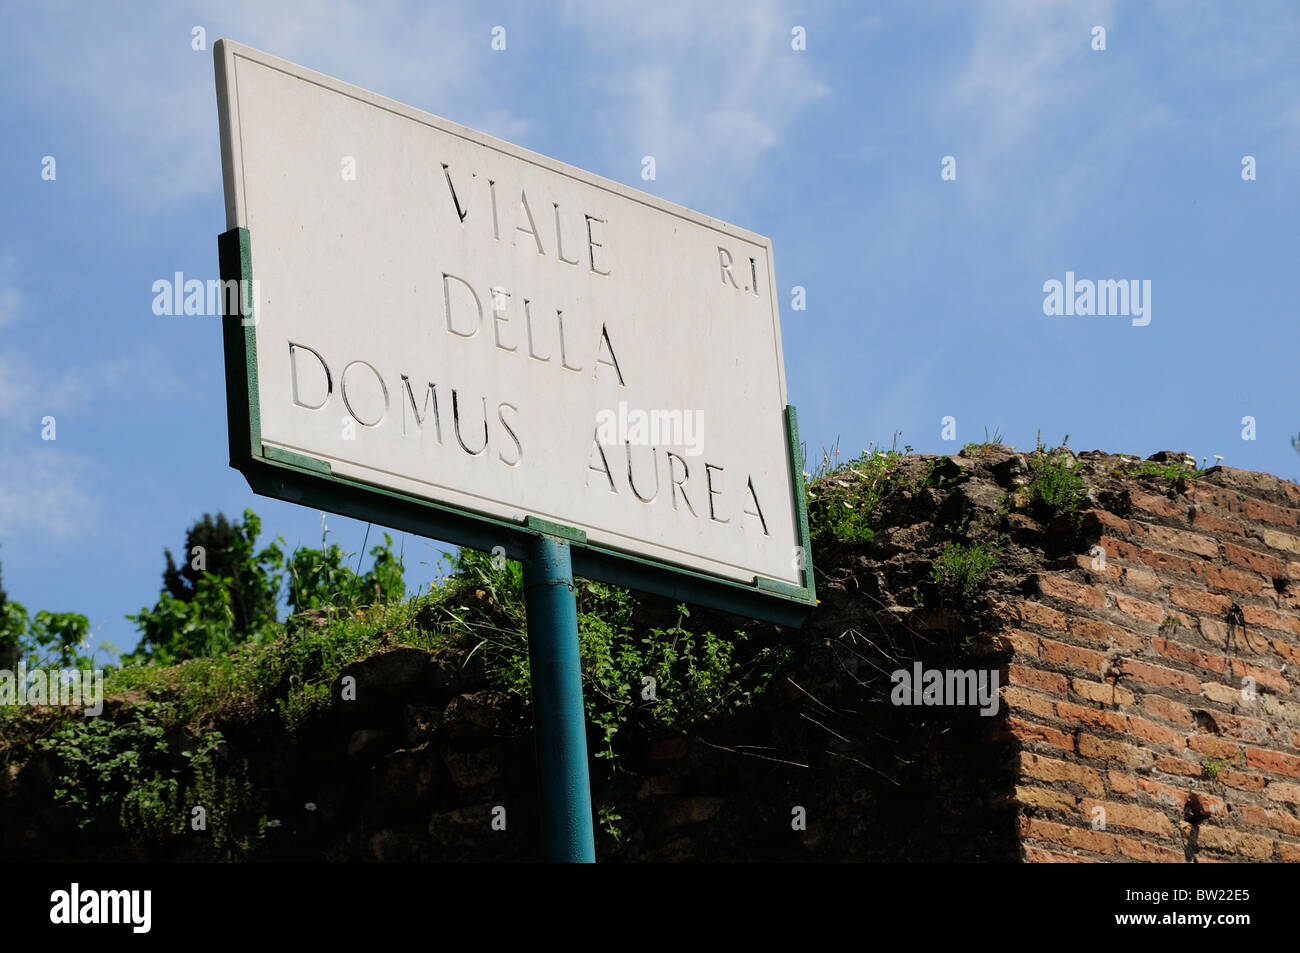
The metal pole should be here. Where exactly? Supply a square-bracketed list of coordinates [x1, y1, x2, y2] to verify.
[522, 533, 596, 862]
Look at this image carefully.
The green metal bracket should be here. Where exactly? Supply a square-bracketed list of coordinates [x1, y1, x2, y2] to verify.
[524, 516, 587, 544]
[262, 445, 332, 475]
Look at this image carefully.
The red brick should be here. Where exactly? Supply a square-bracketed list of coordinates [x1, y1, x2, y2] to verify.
[1229, 658, 1291, 694]
[1098, 535, 1141, 564]
[1136, 777, 1189, 809]
[1127, 714, 1186, 748]
[1266, 780, 1300, 804]
[1041, 638, 1108, 675]
[1001, 686, 1056, 719]
[1116, 835, 1184, 862]
[1138, 524, 1220, 558]
[1204, 565, 1268, 595]
[1080, 798, 1175, 836]
[1007, 664, 1069, 694]
[1115, 658, 1201, 695]
[1236, 804, 1300, 837]
[1075, 553, 1123, 580]
[1107, 770, 1137, 795]
[1169, 587, 1233, 615]
[1081, 508, 1130, 534]
[1262, 529, 1300, 556]
[1055, 701, 1128, 733]
[1003, 603, 1066, 631]
[1185, 483, 1251, 518]
[1223, 542, 1286, 579]
[1023, 845, 1098, 863]
[1019, 752, 1104, 795]
[1017, 816, 1115, 855]
[1245, 747, 1300, 778]
[1151, 636, 1228, 675]
[1123, 567, 1163, 592]
[1274, 640, 1300, 665]
[1071, 617, 1144, 653]
[1208, 468, 1290, 496]
[1239, 605, 1300, 636]
[1212, 616, 1276, 655]
[1140, 694, 1195, 728]
[1155, 755, 1204, 777]
[1201, 680, 1243, 706]
[1002, 717, 1074, 751]
[1078, 733, 1154, 768]
[1072, 678, 1135, 706]
[1187, 792, 1228, 817]
[1130, 490, 1184, 519]
[1114, 593, 1164, 623]
[1039, 575, 1106, 610]
[1012, 785, 1078, 813]
[1199, 709, 1274, 745]
[1218, 769, 1267, 792]
[990, 628, 1040, 656]
[1188, 734, 1241, 759]
[1191, 508, 1247, 537]
[1140, 547, 1202, 577]
[1196, 826, 1274, 860]
[1243, 496, 1300, 528]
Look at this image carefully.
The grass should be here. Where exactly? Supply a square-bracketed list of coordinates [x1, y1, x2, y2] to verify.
[102, 595, 440, 731]
[931, 539, 1002, 608]
[1110, 459, 1202, 481]
[961, 426, 1006, 458]
[1201, 750, 1244, 780]
[1027, 433, 1086, 528]
[805, 433, 918, 546]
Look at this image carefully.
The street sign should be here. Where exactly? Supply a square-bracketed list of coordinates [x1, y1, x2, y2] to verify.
[213, 39, 814, 626]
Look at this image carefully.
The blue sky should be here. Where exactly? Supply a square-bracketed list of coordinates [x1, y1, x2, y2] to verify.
[1, 1, 1297, 659]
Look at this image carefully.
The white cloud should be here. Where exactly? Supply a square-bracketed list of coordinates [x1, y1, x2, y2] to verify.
[0, 449, 96, 542]
[0, 348, 180, 428]
[4, 1, 527, 212]
[560, 0, 830, 210]
[0, 287, 17, 328]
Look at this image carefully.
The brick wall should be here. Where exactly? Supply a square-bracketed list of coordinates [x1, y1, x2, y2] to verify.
[994, 465, 1300, 862]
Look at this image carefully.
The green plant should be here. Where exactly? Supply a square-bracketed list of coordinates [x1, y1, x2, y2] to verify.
[284, 531, 406, 614]
[597, 804, 624, 842]
[125, 512, 405, 665]
[962, 426, 1005, 457]
[1111, 459, 1200, 481]
[931, 539, 1001, 607]
[1201, 750, 1244, 780]
[1027, 434, 1085, 527]
[160, 511, 281, 638]
[426, 549, 786, 765]
[38, 703, 177, 830]
[806, 434, 916, 546]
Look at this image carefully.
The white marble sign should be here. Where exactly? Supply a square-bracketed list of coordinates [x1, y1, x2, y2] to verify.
[215, 39, 803, 589]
